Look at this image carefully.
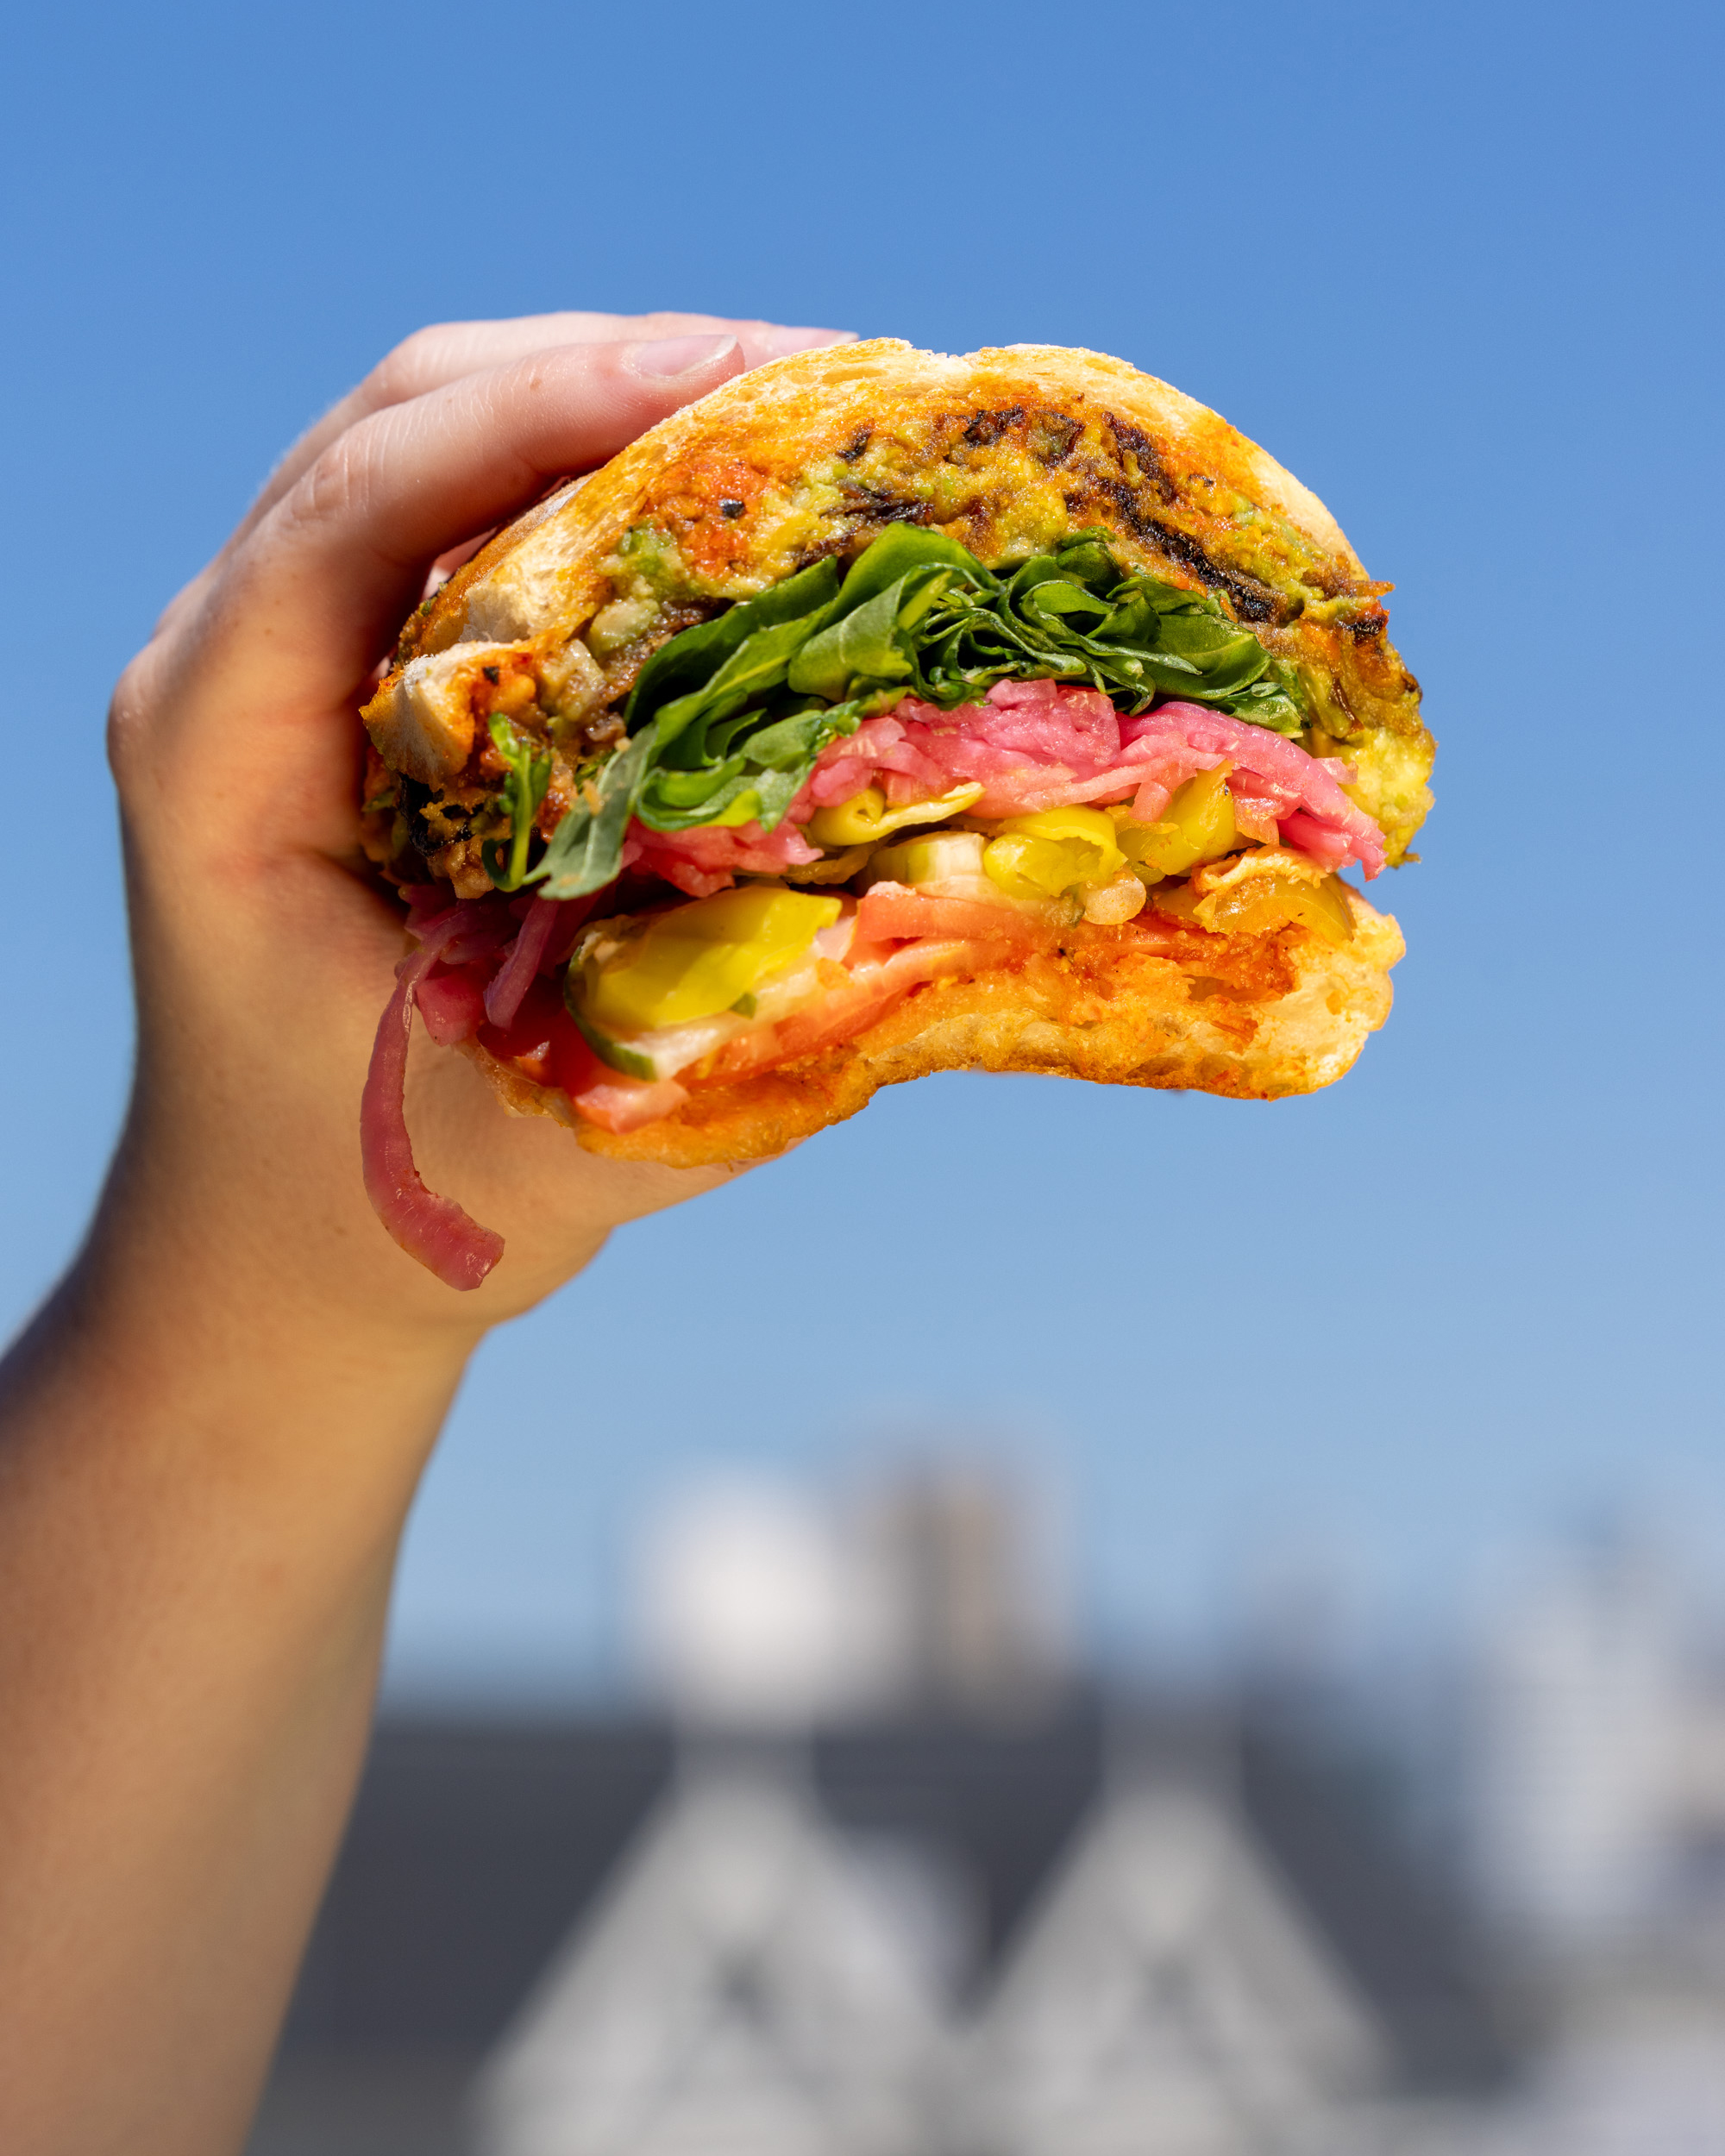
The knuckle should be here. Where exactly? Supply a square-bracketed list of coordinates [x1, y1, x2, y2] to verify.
[106, 646, 164, 790]
[367, 321, 462, 408]
[287, 429, 371, 536]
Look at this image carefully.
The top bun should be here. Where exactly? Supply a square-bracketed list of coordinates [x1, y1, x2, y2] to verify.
[366, 341, 1431, 862]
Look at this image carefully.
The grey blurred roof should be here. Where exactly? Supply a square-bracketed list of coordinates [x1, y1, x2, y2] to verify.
[280, 1698, 1509, 2093]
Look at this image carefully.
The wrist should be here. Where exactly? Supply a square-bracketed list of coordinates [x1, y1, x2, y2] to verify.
[34, 1125, 482, 1503]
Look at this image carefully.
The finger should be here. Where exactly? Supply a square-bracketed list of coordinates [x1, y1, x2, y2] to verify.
[235, 310, 853, 545]
[150, 311, 852, 646]
[201, 335, 756, 715]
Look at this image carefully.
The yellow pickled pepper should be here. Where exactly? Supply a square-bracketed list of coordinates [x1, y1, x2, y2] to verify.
[584, 887, 842, 1032]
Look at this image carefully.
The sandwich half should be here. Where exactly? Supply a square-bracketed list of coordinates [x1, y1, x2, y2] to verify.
[359, 341, 1432, 1286]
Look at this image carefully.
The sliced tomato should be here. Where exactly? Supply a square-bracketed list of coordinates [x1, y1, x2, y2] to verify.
[856, 882, 1038, 946]
[549, 1016, 606, 1100]
[475, 974, 686, 1128]
[568, 1074, 693, 1133]
[689, 931, 1033, 1092]
[478, 976, 589, 1089]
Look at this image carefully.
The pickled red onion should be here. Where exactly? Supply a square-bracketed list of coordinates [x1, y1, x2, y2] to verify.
[361, 921, 504, 1291]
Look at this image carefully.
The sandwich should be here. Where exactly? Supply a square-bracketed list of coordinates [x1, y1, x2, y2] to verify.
[359, 341, 1432, 1287]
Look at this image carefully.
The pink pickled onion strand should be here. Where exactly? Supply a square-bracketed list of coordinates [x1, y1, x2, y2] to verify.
[485, 896, 564, 1027]
[415, 893, 512, 971]
[544, 892, 601, 968]
[733, 682, 1389, 881]
[630, 816, 824, 899]
[403, 886, 466, 939]
[441, 926, 511, 969]
[1276, 812, 1352, 872]
[361, 928, 504, 1291]
[417, 968, 486, 1045]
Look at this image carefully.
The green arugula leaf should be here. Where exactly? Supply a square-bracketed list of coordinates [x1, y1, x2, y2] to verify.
[823, 523, 998, 611]
[481, 715, 554, 892]
[636, 704, 865, 833]
[625, 557, 843, 740]
[529, 523, 1308, 896]
[787, 578, 922, 701]
[652, 610, 834, 751]
[527, 725, 658, 899]
[890, 532, 1308, 733]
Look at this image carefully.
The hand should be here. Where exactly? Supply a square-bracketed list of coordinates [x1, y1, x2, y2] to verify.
[0, 310, 850, 2156]
[110, 310, 846, 1346]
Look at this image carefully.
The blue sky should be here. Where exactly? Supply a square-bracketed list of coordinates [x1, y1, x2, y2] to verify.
[4, 0, 1721, 1697]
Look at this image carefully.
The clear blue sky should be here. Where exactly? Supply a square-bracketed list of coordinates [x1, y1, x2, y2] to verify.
[4, 0, 1721, 1697]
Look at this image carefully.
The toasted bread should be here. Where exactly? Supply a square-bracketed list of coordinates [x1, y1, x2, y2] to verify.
[363, 342, 1424, 1164]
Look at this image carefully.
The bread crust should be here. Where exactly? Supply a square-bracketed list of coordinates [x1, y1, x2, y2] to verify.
[367, 341, 1429, 846]
[414, 342, 1364, 642]
[457, 894, 1403, 1168]
[367, 341, 1418, 1156]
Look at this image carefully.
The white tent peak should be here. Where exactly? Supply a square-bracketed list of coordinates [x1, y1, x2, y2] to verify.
[474, 1764, 950, 2156]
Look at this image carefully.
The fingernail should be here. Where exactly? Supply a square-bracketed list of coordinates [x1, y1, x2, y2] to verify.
[757, 326, 858, 357]
[627, 333, 740, 378]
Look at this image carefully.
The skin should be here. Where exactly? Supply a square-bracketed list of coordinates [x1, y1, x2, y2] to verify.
[0, 309, 850, 2156]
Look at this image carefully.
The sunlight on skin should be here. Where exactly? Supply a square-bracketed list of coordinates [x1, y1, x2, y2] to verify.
[0, 310, 850, 2156]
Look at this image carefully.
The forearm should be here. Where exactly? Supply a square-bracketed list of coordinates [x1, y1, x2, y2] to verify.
[0, 314, 823, 2154]
[0, 1185, 474, 2156]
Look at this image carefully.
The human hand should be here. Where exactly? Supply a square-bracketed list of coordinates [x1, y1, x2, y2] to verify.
[0, 312, 877, 2156]
[106, 310, 850, 1351]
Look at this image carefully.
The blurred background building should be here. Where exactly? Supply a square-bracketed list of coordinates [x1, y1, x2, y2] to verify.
[244, 1456, 1725, 2155]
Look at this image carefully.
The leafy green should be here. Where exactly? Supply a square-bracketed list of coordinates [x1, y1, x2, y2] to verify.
[499, 524, 1308, 898]
[785, 525, 991, 703]
[629, 557, 843, 748]
[480, 715, 552, 892]
[530, 727, 656, 900]
[637, 700, 870, 836]
[895, 534, 1306, 726]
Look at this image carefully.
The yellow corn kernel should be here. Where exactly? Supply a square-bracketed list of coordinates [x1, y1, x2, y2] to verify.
[583, 887, 842, 1032]
[804, 781, 984, 848]
[1114, 765, 1238, 878]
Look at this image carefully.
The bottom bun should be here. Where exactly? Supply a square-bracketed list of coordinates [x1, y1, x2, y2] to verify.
[459, 896, 1404, 1169]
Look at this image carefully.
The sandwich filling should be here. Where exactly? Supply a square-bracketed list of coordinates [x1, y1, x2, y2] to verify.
[361, 525, 1422, 1288]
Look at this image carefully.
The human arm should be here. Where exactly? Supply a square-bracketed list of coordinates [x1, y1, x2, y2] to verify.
[0, 311, 844, 2156]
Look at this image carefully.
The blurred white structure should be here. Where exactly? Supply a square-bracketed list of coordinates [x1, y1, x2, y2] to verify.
[474, 1764, 1396, 2156]
[473, 1771, 948, 2156]
[637, 1480, 869, 1728]
[959, 1781, 1383, 2156]
[1470, 1534, 1685, 1946]
[1467, 1531, 1725, 1952]
[635, 1465, 1070, 1728]
[476, 1466, 1408, 2156]
[851, 1463, 1070, 1714]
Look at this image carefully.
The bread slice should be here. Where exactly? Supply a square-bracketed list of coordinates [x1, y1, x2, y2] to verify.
[366, 339, 1433, 862]
[455, 897, 1403, 1168]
